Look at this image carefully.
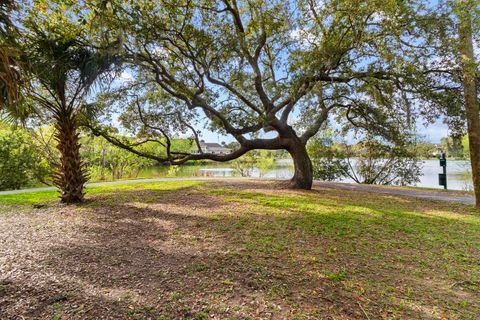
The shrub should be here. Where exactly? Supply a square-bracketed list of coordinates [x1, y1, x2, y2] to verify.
[0, 127, 48, 190]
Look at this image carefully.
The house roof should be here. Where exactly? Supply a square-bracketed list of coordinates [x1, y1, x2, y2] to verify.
[201, 142, 224, 148]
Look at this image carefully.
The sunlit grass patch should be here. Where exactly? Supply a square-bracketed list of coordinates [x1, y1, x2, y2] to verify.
[205, 185, 480, 279]
[0, 189, 60, 205]
[0, 180, 204, 206]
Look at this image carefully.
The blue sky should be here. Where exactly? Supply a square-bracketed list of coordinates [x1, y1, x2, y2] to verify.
[111, 0, 465, 146]
[187, 0, 457, 146]
[418, 121, 449, 144]
[196, 118, 450, 145]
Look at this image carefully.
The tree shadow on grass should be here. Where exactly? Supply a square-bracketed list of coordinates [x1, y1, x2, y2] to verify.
[1, 182, 479, 319]
[83, 184, 226, 209]
[2, 198, 368, 318]
[199, 184, 480, 317]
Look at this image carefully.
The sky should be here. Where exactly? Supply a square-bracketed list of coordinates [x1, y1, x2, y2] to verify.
[419, 121, 449, 144]
[109, 0, 475, 147]
[115, 70, 453, 146]
[194, 117, 450, 145]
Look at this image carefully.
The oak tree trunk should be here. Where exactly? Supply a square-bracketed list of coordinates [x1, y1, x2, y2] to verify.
[287, 141, 313, 190]
[53, 110, 87, 203]
[459, 1, 480, 207]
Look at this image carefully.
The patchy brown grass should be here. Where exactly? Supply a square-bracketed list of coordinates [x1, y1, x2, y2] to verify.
[0, 180, 479, 319]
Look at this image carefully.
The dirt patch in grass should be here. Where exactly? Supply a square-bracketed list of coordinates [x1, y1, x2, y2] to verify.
[0, 181, 479, 319]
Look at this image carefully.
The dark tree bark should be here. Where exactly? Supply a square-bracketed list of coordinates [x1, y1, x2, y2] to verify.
[53, 110, 87, 203]
[287, 141, 313, 189]
[458, 0, 480, 207]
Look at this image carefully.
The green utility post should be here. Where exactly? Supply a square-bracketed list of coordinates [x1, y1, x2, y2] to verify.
[439, 152, 447, 190]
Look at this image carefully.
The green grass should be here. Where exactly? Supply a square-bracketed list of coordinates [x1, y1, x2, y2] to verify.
[209, 187, 480, 246]
[208, 189, 480, 281]
[1, 180, 479, 319]
[0, 189, 60, 205]
[204, 185, 480, 318]
[0, 180, 204, 205]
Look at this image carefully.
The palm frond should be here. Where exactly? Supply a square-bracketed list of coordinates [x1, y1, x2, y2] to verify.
[0, 45, 32, 120]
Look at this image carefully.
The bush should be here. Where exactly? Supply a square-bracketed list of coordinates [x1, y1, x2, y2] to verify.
[0, 127, 48, 190]
[81, 135, 157, 181]
[308, 138, 347, 181]
[309, 134, 422, 186]
[351, 139, 422, 186]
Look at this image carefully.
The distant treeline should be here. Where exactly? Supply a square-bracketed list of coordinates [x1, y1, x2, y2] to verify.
[0, 122, 471, 191]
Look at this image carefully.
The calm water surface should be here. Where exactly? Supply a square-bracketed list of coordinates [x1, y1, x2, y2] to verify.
[138, 159, 473, 191]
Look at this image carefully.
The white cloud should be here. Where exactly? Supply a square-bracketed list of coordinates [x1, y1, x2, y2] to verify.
[369, 12, 387, 24]
[417, 120, 449, 144]
[118, 70, 133, 82]
[474, 38, 479, 61]
[290, 28, 317, 48]
[151, 45, 169, 59]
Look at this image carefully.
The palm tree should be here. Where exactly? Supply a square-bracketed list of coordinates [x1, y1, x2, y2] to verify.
[26, 30, 118, 203]
[1, 3, 119, 203]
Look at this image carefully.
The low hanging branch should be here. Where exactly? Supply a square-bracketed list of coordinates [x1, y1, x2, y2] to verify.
[88, 0, 462, 190]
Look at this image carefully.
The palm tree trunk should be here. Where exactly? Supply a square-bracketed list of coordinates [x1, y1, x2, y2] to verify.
[53, 110, 87, 203]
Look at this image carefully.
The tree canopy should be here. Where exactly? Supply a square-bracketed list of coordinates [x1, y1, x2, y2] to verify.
[1, 0, 478, 195]
[85, 0, 465, 189]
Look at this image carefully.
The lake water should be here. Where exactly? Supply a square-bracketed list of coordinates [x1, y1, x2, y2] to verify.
[414, 160, 472, 191]
[138, 159, 473, 191]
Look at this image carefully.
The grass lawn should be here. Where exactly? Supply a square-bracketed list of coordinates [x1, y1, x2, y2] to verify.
[0, 180, 479, 319]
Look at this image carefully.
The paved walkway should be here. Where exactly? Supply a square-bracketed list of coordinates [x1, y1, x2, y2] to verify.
[0, 177, 251, 195]
[316, 181, 475, 205]
[0, 177, 475, 205]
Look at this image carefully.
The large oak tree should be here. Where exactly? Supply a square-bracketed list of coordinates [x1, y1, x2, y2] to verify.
[90, 0, 457, 189]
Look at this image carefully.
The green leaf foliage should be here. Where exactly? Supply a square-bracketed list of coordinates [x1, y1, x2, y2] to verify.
[0, 125, 49, 190]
